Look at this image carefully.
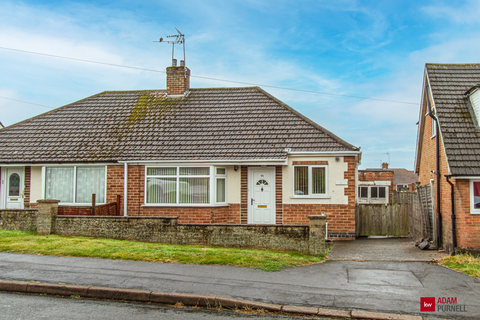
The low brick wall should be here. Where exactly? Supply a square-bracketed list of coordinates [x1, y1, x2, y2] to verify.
[0, 209, 38, 231]
[54, 216, 317, 253]
[0, 201, 326, 255]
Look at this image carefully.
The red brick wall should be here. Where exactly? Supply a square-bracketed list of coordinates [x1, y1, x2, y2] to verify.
[358, 170, 394, 203]
[241, 166, 248, 224]
[275, 166, 283, 224]
[23, 166, 31, 209]
[292, 161, 328, 165]
[418, 111, 451, 249]
[283, 156, 357, 240]
[107, 165, 124, 214]
[166, 66, 190, 95]
[444, 179, 480, 249]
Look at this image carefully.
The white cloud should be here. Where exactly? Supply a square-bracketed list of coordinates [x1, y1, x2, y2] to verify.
[422, 1, 480, 25]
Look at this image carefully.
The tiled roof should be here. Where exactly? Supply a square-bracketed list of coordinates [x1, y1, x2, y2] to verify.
[0, 87, 358, 163]
[391, 169, 419, 185]
[426, 64, 480, 176]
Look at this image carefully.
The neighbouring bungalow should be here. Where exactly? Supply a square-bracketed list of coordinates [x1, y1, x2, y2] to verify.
[0, 65, 361, 240]
[415, 63, 480, 252]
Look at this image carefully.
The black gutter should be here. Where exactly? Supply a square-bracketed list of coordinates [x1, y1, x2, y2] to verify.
[426, 85, 442, 248]
[445, 175, 457, 255]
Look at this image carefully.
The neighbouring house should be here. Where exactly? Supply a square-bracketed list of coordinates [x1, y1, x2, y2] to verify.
[0, 65, 361, 240]
[357, 162, 418, 204]
[415, 63, 480, 252]
[392, 167, 419, 192]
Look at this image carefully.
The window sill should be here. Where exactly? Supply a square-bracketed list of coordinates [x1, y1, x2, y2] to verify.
[290, 195, 330, 199]
[142, 204, 230, 207]
[470, 211, 480, 215]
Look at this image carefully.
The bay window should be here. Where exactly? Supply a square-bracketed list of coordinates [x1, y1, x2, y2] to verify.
[145, 166, 227, 205]
[293, 165, 328, 197]
[44, 166, 106, 204]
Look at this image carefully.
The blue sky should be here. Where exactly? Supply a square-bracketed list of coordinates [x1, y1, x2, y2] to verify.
[1, 0, 480, 169]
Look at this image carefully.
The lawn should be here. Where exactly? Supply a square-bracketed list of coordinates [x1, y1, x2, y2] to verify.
[0, 230, 324, 272]
[439, 253, 480, 279]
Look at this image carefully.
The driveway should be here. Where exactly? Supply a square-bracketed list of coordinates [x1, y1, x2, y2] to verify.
[328, 237, 447, 261]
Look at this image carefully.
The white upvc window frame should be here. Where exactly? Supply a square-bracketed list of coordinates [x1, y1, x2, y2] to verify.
[292, 165, 329, 198]
[41, 165, 107, 205]
[358, 185, 389, 204]
[215, 167, 227, 205]
[470, 180, 480, 214]
[144, 165, 227, 207]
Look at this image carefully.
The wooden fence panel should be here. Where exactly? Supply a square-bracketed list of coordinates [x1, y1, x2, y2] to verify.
[357, 203, 410, 236]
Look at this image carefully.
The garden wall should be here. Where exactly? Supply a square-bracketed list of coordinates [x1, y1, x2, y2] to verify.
[0, 200, 326, 255]
[0, 209, 37, 231]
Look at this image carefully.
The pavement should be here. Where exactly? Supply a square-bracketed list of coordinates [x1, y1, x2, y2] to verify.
[0, 241, 479, 320]
[328, 238, 447, 261]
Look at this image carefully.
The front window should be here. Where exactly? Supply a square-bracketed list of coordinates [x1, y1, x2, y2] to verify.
[146, 166, 226, 205]
[45, 166, 106, 204]
[470, 180, 480, 214]
[293, 165, 327, 197]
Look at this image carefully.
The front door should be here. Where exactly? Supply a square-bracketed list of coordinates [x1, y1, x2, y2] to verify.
[248, 167, 275, 224]
[2, 167, 24, 209]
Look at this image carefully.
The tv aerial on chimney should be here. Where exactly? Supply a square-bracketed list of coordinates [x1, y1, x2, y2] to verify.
[155, 28, 186, 68]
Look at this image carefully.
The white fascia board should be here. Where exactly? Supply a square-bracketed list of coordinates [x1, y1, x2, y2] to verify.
[119, 159, 288, 166]
[287, 151, 361, 157]
[0, 162, 120, 167]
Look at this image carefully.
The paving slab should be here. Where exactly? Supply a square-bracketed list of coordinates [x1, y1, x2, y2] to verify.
[328, 237, 447, 261]
[0, 252, 478, 319]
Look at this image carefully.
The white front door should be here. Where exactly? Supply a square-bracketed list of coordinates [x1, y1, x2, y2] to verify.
[248, 167, 275, 224]
[2, 167, 25, 209]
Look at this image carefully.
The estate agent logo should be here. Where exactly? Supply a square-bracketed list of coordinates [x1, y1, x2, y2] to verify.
[420, 297, 467, 313]
[420, 297, 435, 312]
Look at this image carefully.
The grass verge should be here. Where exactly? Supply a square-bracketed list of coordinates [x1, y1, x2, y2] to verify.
[0, 230, 324, 272]
[439, 253, 480, 279]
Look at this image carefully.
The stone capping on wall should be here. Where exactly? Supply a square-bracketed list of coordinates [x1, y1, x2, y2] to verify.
[0, 201, 327, 255]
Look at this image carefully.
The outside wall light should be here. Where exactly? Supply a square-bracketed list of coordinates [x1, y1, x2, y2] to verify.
[234, 166, 239, 171]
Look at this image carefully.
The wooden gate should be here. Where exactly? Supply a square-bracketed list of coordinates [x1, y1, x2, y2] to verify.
[356, 204, 409, 237]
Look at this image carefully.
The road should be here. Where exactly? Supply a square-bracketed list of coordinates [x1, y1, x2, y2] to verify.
[1, 252, 479, 318]
[0, 292, 322, 320]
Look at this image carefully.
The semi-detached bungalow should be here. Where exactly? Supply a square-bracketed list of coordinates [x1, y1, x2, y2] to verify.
[0, 66, 361, 240]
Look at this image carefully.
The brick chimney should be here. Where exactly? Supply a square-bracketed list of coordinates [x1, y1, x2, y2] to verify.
[382, 162, 389, 169]
[166, 66, 190, 95]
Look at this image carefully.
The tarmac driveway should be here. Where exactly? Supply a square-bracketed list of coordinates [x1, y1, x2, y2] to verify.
[328, 237, 447, 261]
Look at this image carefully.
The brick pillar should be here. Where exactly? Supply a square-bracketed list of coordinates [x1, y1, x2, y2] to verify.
[308, 214, 326, 255]
[36, 199, 59, 235]
[166, 66, 190, 95]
